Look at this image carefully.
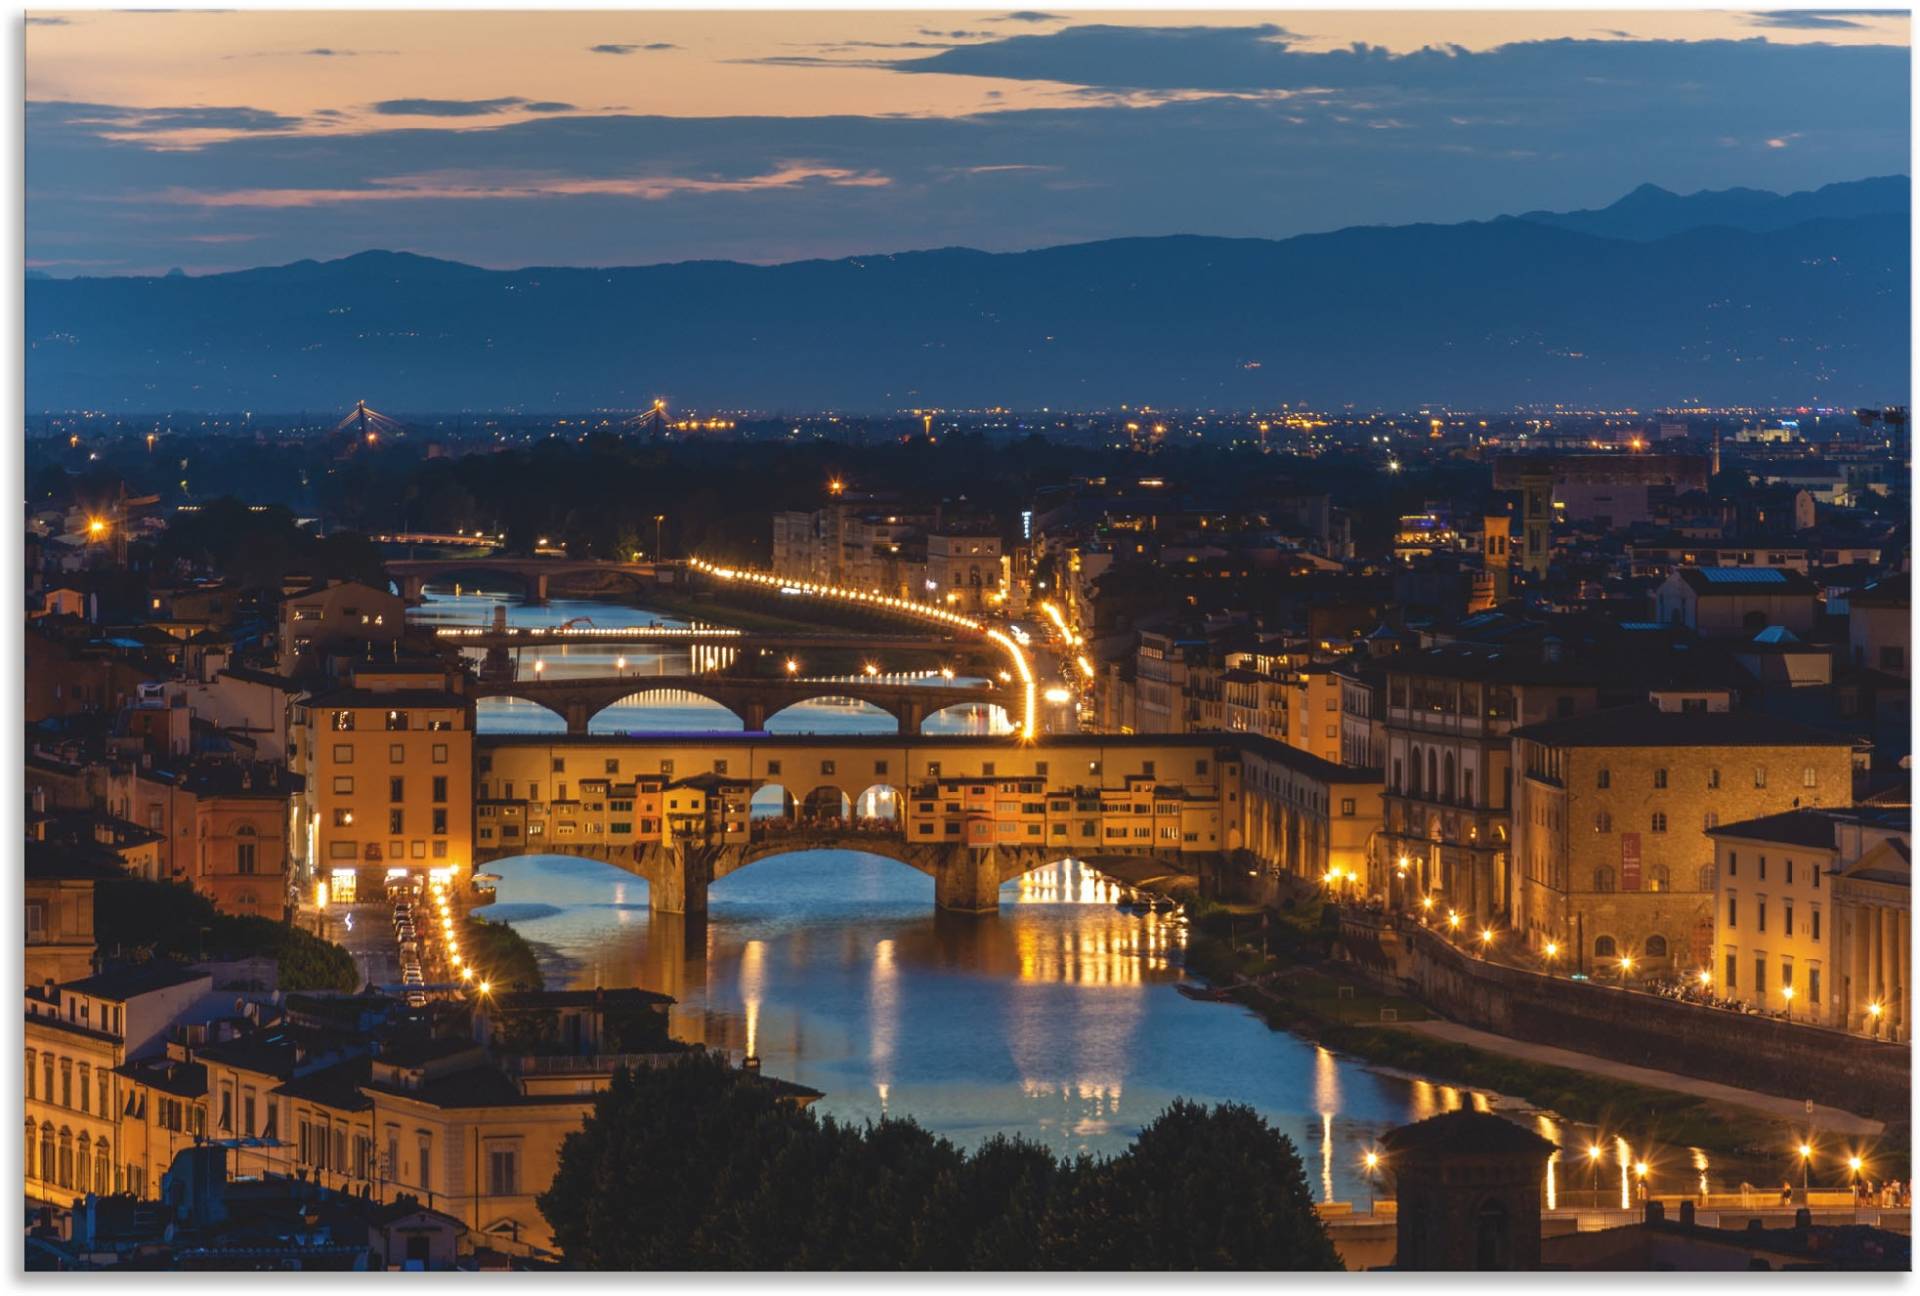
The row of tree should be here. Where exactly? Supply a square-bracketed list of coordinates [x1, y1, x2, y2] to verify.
[538, 1051, 1342, 1270]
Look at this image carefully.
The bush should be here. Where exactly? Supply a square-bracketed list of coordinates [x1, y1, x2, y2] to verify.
[94, 877, 356, 991]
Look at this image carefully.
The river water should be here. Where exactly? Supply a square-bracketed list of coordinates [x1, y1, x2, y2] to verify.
[417, 585, 1580, 1205]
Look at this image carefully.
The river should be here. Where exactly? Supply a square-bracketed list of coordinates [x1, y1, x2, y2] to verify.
[417, 584, 1577, 1205]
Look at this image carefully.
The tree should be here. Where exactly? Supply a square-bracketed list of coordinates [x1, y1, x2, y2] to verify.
[538, 1058, 1343, 1271]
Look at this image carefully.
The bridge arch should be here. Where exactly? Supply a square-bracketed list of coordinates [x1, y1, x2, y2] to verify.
[406, 569, 546, 600]
[475, 694, 569, 734]
[587, 686, 746, 734]
[800, 785, 853, 824]
[765, 695, 902, 735]
[920, 700, 1014, 736]
[749, 783, 797, 823]
[854, 783, 903, 826]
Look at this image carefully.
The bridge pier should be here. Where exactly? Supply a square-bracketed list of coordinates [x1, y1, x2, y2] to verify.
[400, 575, 427, 605]
[739, 700, 769, 732]
[529, 572, 549, 605]
[933, 846, 1002, 914]
[650, 842, 718, 917]
[564, 701, 593, 736]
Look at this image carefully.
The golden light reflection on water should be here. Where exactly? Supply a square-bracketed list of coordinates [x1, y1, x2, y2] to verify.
[1537, 1114, 1561, 1211]
[1616, 1135, 1633, 1210]
[870, 938, 898, 1112]
[1010, 862, 1185, 985]
[1693, 1146, 1711, 1199]
[741, 938, 765, 1059]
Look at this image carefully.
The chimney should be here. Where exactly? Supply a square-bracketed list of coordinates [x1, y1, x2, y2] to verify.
[1644, 1200, 1665, 1226]
[1679, 1201, 1695, 1227]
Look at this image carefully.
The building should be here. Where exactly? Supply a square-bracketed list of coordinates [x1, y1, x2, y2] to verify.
[1380, 1109, 1557, 1271]
[26, 850, 112, 987]
[925, 525, 1004, 613]
[278, 580, 405, 677]
[1653, 567, 1820, 638]
[1707, 807, 1909, 1030]
[27, 965, 216, 1205]
[1847, 577, 1909, 678]
[294, 671, 475, 903]
[1512, 702, 1859, 976]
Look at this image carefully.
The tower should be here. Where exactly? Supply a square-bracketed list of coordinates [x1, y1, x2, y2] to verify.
[1481, 514, 1512, 603]
[1519, 469, 1553, 580]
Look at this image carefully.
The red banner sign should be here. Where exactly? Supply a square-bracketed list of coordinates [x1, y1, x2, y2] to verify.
[1620, 832, 1642, 891]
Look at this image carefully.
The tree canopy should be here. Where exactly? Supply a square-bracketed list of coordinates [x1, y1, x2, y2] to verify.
[538, 1052, 1341, 1271]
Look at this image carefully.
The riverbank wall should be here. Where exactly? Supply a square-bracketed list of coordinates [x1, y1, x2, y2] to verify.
[1341, 911, 1910, 1122]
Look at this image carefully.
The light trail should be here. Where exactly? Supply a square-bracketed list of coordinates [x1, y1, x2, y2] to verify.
[688, 556, 1037, 739]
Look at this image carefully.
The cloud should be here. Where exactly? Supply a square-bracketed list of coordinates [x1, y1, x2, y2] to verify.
[145, 163, 893, 208]
[371, 97, 535, 117]
[33, 100, 305, 136]
[22, 34, 1911, 275]
[25, 15, 69, 25]
[524, 102, 578, 113]
[590, 42, 676, 54]
[990, 12, 1064, 22]
[1743, 9, 1882, 29]
[921, 28, 992, 39]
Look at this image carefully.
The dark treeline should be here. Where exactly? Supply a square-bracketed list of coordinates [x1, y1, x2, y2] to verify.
[31, 429, 1488, 569]
[537, 1052, 1343, 1270]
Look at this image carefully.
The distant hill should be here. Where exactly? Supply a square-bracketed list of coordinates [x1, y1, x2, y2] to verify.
[24, 188, 1910, 412]
[1503, 175, 1910, 242]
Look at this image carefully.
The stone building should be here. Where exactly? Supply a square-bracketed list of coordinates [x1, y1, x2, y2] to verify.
[1381, 1109, 1557, 1271]
[1653, 567, 1820, 638]
[1512, 702, 1859, 977]
[1707, 807, 1909, 1031]
[293, 668, 475, 903]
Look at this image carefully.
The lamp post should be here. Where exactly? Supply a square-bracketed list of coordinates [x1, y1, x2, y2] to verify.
[1363, 1150, 1381, 1214]
[1798, 1140, 1813, 1205]
[654, 514, 665, 561]
[1587, 1141, 1604, 1206]
[1543, 940, 1559, 975]
[1867, 999, 1884, 1038]
[1783, 983, 1796, 1022]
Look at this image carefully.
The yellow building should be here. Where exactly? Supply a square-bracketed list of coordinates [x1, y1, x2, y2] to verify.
[27, 965, 213, 1204]
[294, 672, 475, 902]
[1708, 807, 1909, 1027]
[1512, 703, 1859, 977]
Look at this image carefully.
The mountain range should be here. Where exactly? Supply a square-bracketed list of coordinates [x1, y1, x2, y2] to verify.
[25, 177, 1910, 413]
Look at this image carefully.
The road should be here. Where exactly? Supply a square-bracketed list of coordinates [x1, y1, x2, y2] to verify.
[1394, 1019, 1884, 1134]
[322, 903, 404, 992]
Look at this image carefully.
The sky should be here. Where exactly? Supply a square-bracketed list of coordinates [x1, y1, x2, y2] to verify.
[24, 7, 1913, 275]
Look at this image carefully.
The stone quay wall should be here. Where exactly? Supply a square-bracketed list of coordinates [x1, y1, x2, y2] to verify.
[1368, 917, 1909, 1121]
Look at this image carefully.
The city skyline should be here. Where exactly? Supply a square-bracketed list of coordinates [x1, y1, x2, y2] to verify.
[27, 7, 1912, 274]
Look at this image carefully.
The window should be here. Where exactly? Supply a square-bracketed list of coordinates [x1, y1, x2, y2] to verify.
[1708, 768, 1721, 789]
[1809, 965, 1822, 1006]
[390, 744, 405, 763]
[332, 744, 354, 763]
[821, 760, 836, 776]
[236, 841, 257, 875]
[1653, 768, 1668, 789]
[432, 776, 448, 802]
[1786, 859, 1794, 886]
[1727, 850, 1737, 877]
[1724, 951, 1738, 990]
[488, 1147, 519, 1196]
[1757, 899, 1767, 933]
[25, 1051, 34, 1100]
[605, 759, 620, 775]
[1802, 766, 1818, 789]
[1704, 811, 1719, 830]
[385, 710, 409, 731]
[1698, 865, 1717, 891]
[1594, 935, 1617, 959]
[1341, 798, 1356, 816]
[1594, 811, 1612, 833]
[1726, 894, 1737, 927]
[768, 760, 783, 776]
[552, 758, 567, 773]
[1754, 766, 1768, 789]
[26, 902, 45, 942]
[1812, 908, 1822, 941]
[1644, 934, 1668, 959]
[1650, 812, 1667, 833]
[332, 776, 354, 795]
[1754, 956, 1767, 996]
[389, 809, 405, 834]
[1784, 903, 1794, 937]
[433, 808, 448, 835]
[1758, 855, 1767, 881]
[432, 744, 448, 764]
[1593, 866, 1615, 893]
[389, 776, 404, 802]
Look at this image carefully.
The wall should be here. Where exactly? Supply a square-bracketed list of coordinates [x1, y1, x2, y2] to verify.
[1394, 923, 1909, 1120]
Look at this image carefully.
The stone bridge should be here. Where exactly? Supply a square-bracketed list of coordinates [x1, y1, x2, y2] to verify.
[473, 824, 1206, 915]
[473, 673, 1011, 734]
[388, 556, 677, 604]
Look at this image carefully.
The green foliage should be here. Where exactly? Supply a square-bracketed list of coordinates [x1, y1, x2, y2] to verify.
[94, 876, 356, 991]
[538, 1053, 1341, 1271]
[462, 914, 544, 991]
[151, 497, 388, 591]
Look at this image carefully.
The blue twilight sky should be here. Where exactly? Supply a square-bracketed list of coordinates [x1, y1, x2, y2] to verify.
[24, 8, 1913, 275]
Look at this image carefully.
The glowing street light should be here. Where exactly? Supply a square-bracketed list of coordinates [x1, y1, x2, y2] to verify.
[1798, 1140, 1814, 1201]
[1782, 984, 1796, 1020]
[863, 661, 879, 677]
[785, 658, 799, 675]
[1446, 910, 1462, 932]
[533, 659, 545, 675]
[1544, 940, 1559, 961]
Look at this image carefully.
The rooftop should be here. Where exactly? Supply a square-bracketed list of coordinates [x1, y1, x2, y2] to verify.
[1512, 703, 1853, 750]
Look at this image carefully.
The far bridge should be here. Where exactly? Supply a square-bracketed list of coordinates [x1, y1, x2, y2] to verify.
[387, 556, 680, 604]
[473, 673, 1011, 735]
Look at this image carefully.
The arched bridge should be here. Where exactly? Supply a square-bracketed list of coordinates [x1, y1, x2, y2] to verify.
[477, 824, 1202, 917]
[388, 557, 679, 604]
[473, 674, 1009, 734]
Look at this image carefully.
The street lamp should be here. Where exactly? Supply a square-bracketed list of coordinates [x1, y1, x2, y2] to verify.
[1479, 928, 1495, 956]
[533, 659, 545, 675]
[1363, 1150, 1381, 1213]
[615, 656, 627, 676]
[1783, 984, 1796, 1021]
[1798, 1140, 1814, 1203]
[1867, 1000, 1884, 1036]
[785, 658, 800, 675]
[1446, 910, 1463, 933]
[654, 513, 665, 560]
[1618, 953, 1636, 983]
[1587, 1142, 1604, 1202]
[863, 661, 879, 677]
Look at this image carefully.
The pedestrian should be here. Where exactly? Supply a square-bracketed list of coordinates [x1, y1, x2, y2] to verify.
[1781, 1181, 1793, 1206]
